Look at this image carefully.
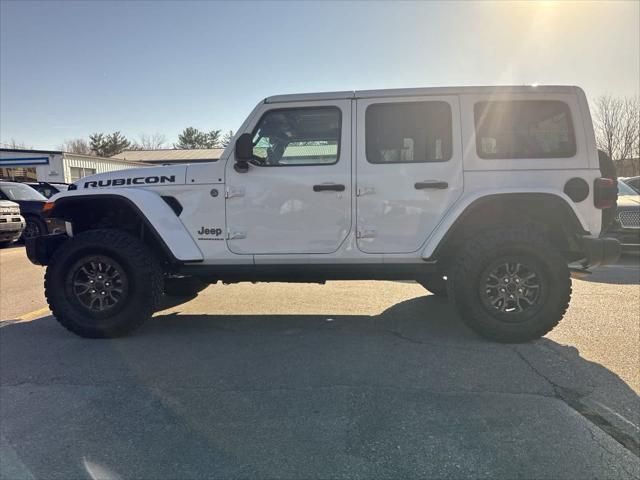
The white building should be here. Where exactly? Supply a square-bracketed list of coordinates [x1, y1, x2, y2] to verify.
[112, 148, 224, 165]
[0, 148, 147, 183]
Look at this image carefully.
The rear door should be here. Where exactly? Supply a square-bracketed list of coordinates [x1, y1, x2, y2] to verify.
[355, 96, 463, 253]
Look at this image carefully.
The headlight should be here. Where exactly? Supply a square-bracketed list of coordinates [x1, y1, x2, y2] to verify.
[0, 207, 18, 214]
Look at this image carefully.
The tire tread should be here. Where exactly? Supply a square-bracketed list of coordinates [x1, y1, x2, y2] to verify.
[449, 226, 571, 342]
[45, 229, 162, 338]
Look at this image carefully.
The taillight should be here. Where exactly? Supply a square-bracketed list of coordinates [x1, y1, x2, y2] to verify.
[593, 177, 617, 209]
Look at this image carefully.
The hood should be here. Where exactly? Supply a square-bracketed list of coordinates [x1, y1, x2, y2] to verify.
[11, 199, 45, 215]
[73, 164, 187, 190]
[0, 200, 19, 208]
[617, 194, 640, 207]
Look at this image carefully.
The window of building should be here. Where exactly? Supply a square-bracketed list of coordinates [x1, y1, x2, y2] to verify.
[69, 167, 96, 182]
[251, 107, 341, 166]
[365, 101, 452, 164]
[474, 100, 576, 159]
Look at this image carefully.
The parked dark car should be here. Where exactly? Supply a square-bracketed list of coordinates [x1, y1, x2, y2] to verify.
[25, 181, 70, 199]
[622, 176, 640, 194]
[605, 180, 640, 252]
[0, 182, 64, 240]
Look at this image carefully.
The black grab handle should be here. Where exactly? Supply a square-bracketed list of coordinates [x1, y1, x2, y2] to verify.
[313, 184, 346, 192]
[414, 181, 448, 190]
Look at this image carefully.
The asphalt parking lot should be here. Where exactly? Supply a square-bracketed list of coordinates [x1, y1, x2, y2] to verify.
[1, 246, 639, 479]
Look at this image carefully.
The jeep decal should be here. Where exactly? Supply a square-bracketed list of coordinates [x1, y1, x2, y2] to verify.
[197, 226, 224, 241]
[84, 175, 176, 188]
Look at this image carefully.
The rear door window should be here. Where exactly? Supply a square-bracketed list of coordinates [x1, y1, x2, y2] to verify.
[474, 100, 576, 159]
[365, 101, 452, 164]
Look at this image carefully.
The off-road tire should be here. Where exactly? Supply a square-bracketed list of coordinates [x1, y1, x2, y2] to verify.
[45, 229, 163, 338]
[418, 274, 448, 297]
[448, 226, 571, 343]
[164, 276, 207, 297]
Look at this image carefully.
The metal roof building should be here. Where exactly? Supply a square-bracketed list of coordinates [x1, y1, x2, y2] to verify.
[112, 148, 224, 164]
[0, 149, 146, 183]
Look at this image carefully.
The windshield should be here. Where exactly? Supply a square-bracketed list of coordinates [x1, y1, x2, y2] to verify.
[618, 180, 638, 196]
[0, 183, 47, 201]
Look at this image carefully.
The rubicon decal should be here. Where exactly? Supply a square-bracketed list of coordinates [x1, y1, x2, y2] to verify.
[84, 175, 176, 188]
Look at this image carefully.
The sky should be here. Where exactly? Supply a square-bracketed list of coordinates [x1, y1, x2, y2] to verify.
[1, 0, 638, 150]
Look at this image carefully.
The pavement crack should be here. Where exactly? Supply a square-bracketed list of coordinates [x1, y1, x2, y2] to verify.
[511, 346, 563, 390]
[385, 329, 425, 345]
[383, 329, 483, 353]
[584, 421, 638, 477]
[512, 346, 640, 460]
[1, 380, 557, 400]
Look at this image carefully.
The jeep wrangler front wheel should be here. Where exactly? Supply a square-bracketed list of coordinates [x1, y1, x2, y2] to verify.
[448, 227, 571, 343]
[45, 229, 163, 338]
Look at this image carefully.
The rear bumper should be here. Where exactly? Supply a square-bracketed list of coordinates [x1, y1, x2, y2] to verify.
[578, 235, 621, 268]
[26, 233, 68, 266]
[604, 229, 640, 251]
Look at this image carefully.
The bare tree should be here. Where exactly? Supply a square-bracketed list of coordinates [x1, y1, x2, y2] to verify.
[593, 95, 639, 162]
[136, 133, 167, 150]
[2, 139, 31, 149]
[58, 138, 91, 154]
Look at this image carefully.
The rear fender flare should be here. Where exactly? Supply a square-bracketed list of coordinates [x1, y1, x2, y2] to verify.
[422, 189, 589, 260]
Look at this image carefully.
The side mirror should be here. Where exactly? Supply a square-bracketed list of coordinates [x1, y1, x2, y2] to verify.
[234, 133, 253, 173]
[235, 133, 254, 160]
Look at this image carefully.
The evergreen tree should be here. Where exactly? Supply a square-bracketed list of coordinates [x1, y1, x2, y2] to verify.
[174, 127, 205, 149]
[89, 132, 131, 157]
[221, 130, 235, 147]
[89, 133, 106, 156]
[205, 129, 222, 148]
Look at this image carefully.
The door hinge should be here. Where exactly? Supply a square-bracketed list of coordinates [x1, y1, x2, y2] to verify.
[226, 230, 247, 240]
[356, 186, 375, 196]
[356, 228, 377, 239]
[225, 186, 245, 199]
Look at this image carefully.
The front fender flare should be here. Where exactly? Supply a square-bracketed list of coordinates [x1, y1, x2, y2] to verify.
[47, 188, 203, 262]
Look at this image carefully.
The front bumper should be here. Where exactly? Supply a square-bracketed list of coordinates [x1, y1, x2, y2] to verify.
[578, 235, 621, 268]
[0, 215, 25, 241]
[26, 233, 68, 266]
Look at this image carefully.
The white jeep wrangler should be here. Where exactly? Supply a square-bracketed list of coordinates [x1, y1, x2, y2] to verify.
[27, 85, 620, 342]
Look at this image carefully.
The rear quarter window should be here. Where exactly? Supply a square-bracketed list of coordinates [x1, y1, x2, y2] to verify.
[474, 100, 576, 159]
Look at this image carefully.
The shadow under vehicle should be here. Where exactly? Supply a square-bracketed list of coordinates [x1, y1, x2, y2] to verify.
[1, 294, 638, 479]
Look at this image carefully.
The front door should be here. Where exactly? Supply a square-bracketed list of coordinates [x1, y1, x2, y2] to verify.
[225, 101, 351, 255]
[355, 96, 463, 253]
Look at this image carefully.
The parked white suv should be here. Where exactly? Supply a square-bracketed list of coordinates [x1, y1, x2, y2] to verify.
[27, 85, 620, 341]
[0, 200, 25, 247]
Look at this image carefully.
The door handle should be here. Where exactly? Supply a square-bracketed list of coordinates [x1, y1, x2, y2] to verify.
[414, 181, 448, 190]
[313, 183, 345, 192]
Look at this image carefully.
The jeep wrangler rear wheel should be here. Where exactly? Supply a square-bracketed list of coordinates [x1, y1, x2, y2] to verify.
[45, 229, 162, 338]
[448, 227, 571, 343]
